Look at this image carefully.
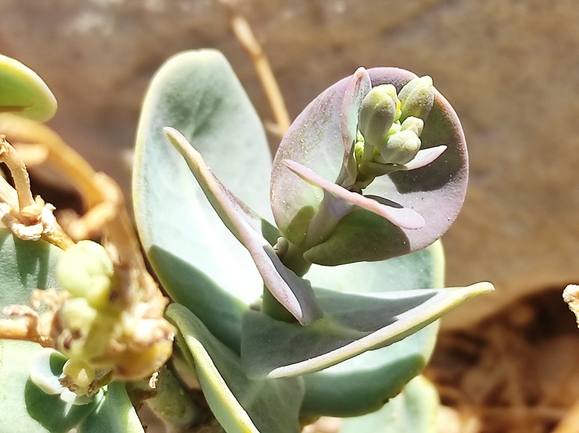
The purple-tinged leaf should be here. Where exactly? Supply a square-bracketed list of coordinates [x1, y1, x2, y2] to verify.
[165, 127, 322, 325]
[337, 67, 371, 188]
[283, 159, 425, 230]
[272, 67, 468, 265]
[271, 73, 359, 245]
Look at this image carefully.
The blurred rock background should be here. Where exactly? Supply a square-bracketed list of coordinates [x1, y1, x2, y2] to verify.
[1, 0, 579, 329]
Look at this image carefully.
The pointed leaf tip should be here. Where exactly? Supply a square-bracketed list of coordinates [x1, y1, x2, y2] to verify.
[283, 159, 425, 230]
[242, 282, 494, 379]
[404, 145, 447, 171]
[165, 128, 322, 326]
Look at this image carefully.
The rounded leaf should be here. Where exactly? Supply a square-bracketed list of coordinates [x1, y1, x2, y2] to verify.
[0, 55, 57, 122]
[133, 49, 273, 350]
[271, 68, 468, 265]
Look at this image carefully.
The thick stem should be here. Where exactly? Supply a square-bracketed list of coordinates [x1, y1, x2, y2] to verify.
[262, 193, 353, 321]
[261, 284, 295, 323]
[279, 242, 312, 279]
[282, 191, 353, 277]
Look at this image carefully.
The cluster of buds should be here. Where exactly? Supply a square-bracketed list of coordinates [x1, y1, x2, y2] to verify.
[270, 66, 465, 269]
[354, 76, 435, 188]
[36, 240, 174, 399]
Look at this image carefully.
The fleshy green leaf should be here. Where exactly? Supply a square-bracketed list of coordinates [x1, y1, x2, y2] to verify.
[77, 382, 144, 433]
[300, 324, 437, 417]
[299, 243, 443, 417]
[167, 304, 304, 433]
[339, 375, 439, 433]
[164, 127, 322, 326]
[133, 49, 273, 346]
[0, 55, 57, 122]
[147, 246, 246, 353]
[242, 282, 492, 379]
[0, 228, 62, 306]
[0, 340, 98, 433]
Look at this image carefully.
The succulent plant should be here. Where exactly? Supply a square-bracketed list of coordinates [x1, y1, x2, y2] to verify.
[0, 50, 492, 433]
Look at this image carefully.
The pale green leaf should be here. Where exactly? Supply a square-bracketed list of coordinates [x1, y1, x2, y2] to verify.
[299, 243, 444, 417]
[167, 304, 304, 433]
[0, 228, 62, 306]
[0, 340, 98, 433]
[133, 49, 272, 341]
[339, 375, 439, 433]
[242, 282, 492, 379]
[164, 127, 321, 326]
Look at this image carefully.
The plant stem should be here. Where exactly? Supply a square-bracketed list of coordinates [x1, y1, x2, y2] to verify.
[261, 285, 295, 323]
[128, 364, 203, 432]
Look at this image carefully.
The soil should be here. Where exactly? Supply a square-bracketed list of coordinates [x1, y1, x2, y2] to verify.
[424, 287, 579, 433]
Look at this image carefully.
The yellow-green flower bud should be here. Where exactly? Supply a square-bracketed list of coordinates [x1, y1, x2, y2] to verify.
[398, 76, 434, 121]
[110, 338, 175, 381]
[400, 116, 424, 136]
[358, 84, 399, 148]
[56, 241, 114, 310]
[379, 130, 421, 165]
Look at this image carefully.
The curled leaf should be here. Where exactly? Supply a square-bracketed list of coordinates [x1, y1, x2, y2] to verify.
[271, 67, 468, 266]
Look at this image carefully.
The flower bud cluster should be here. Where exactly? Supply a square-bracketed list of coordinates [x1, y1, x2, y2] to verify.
[356, 76, 434, 169]
[50, 241, 173, 396]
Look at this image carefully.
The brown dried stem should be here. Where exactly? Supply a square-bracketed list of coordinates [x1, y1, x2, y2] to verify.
[0, 134, 34, 211]
[0, 135, 74, 249]
[0, 113, 113, 242]
[219, 2, 291, 136]
[0, 113, 164, 300]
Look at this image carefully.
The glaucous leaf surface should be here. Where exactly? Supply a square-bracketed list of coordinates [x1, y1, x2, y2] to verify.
[133, 49, 273, 345]
[147, 246, 246, 354]
[76, 382, 144, 433]
[298, 242, 443, 417]
[339, 375, 439, 433]
[167, 304, 304, 433]
[0, 228, 62, 306]
[0, 232, 96, 432]
[0, 340, 99, 433]
[271, 68, 468, 265]
[300, 324, 437, 417]
[0, 54, 57, 122]
[241, 282, 491, 380]
[164, 127, 321, 326]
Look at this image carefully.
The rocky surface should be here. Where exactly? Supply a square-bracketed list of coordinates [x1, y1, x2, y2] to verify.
[2, 0, 579, 328]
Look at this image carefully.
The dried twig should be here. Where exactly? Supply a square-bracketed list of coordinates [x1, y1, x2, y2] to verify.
[219, 1, 291, 136]
[0, 135, 74, 249]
